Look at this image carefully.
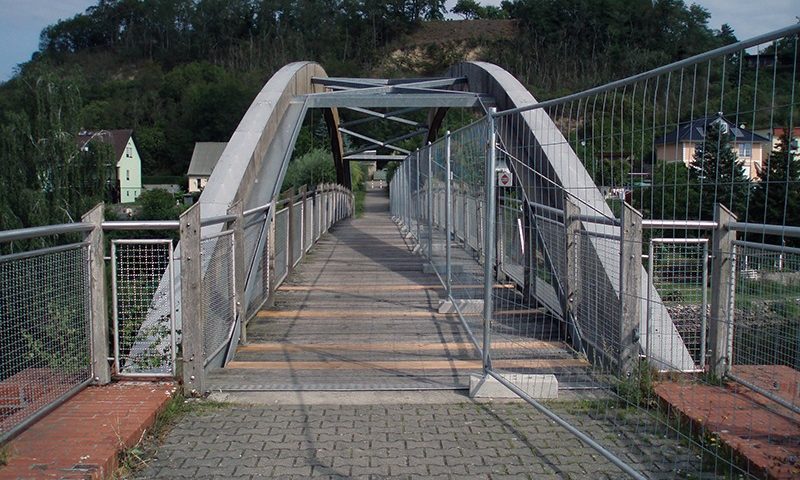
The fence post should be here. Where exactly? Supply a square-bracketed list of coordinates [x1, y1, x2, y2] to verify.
[426, 145, 433, 260]
[179, 203, 204, 395]
[483, 109, 498, 373]
[82, 203, 111, 384]
[445, 131, 453, 296]
[563, 195, 582, 352]
[228, 201, 247, 345]
[619, 202, 642, 376]
[710, 203, 737, 378]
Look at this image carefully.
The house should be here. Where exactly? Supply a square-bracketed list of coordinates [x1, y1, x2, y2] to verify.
[187, 142, 227, 193]
[654, 115, 771, 179]
[754, 127, 800, 161]
[77, 129, 142, 204]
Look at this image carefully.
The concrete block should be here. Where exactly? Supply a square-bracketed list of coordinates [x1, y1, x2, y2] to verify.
[438, 299, 484, 314]
[469, 373, 558, 399]
[422, 263, 464, 274]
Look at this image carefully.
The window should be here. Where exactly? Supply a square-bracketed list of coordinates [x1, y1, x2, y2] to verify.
[126, 169, 130, 181]
[738, 143, 752, 158]
[126, 146, 132, 158]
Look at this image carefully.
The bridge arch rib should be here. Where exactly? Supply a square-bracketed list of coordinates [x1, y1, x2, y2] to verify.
[193, 60, 692, 372]
[199, 61, 347, 218]
[448, 61, 693, 371]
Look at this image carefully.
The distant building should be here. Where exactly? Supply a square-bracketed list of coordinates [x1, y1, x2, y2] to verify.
[188, 142, 227, 193]
[654, 115, 771, 179]
[754, 127, 800, 161]
[78, 129, 142, 204]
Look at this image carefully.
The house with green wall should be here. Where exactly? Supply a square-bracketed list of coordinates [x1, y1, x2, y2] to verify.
[78, 129, 142, 204]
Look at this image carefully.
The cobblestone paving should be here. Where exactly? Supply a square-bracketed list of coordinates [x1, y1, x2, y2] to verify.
[135, 401, 713, 479]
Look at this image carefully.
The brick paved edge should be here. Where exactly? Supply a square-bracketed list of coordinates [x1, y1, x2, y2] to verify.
[0, 381, 176, 480]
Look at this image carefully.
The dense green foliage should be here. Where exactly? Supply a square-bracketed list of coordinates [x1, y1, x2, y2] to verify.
[0, 0, 783, 229]
[0, 71, 112, 230]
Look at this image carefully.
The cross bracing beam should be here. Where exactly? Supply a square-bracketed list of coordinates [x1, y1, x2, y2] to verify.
[341, 127, 428, 156]
[341, 106, 424, 128]
[312, 77, 466, 90]
[306, 93, 490, 109]
[344, 154, 404, 161]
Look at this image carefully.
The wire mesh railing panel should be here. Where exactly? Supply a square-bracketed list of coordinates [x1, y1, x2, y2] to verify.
[574, 228, 623, 368]
[243, 214, 269, 319]
[291, 201, 304, 267]
[112, 240, 175, 376]
[274, 208, 289, 286]
[313, 195, 322, 242]
[201, 230, 235, 363]
[304, 197, 313, 252]
[648, 240, 709, 368]
[0, 243, 92, 441]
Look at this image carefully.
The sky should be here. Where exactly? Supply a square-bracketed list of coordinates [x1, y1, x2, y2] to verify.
[0, 0, 797, 82]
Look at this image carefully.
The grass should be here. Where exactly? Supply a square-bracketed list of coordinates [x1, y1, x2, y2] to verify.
[354, 190, 366, 217]
[114, 393, 226, 479]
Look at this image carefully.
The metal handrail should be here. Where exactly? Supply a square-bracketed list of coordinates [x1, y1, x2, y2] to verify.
[494, 23, 800, 116]
[0, 223, 93, 243]
[729, 221, 800, 239]
[102, 220, 180, 230]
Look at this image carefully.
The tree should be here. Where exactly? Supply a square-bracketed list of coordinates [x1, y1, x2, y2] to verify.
[748, 130, 800, 240]
[452, 0, 482, 19]
[0, 71, 111, 232]
[452, 0, 508, 19]
[689, 119, 749, 219]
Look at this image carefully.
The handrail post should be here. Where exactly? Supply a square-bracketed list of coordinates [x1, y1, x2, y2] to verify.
[82, 203, 111, 384]
[445, 132, 453, 296]
[710, 203, 737, 378]
[483, 109, 498, 373]
[228, 201, 246, 345]
[619, 201, 642, 376]
[179, 203, 204, 395]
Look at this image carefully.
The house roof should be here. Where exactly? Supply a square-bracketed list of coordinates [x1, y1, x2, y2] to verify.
[77, 129, 133, 161]
[654, 115, 770, 145]
[188, 142, 227, 177]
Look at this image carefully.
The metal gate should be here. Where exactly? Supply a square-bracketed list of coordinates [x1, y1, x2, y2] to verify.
[111, 239, 176, 376]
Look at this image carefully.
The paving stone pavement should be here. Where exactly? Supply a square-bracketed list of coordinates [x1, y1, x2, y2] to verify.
[135, 401, 713, 479]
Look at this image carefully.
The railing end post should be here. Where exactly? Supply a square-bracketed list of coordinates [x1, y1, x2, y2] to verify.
[710, 203, 737, 378]
[82, 203, 111, 385]
[179, 203, 205, 395]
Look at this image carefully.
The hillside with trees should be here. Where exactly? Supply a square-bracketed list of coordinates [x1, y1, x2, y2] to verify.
[0, 0, 773, 229]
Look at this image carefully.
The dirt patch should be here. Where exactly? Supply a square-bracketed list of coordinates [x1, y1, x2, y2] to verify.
[398, 19, 518, 47]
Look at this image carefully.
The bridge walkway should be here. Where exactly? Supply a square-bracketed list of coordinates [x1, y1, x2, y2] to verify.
[207, 187, 582, 391]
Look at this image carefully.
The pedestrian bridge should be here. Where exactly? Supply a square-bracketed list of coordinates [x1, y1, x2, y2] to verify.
[4, 24, 800, 478]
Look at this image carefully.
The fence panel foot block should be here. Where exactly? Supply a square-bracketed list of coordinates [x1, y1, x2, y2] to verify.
[469, 373, 558, 399]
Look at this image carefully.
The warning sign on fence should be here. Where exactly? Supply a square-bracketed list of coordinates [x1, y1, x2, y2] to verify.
[497, 169, 513, 187]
